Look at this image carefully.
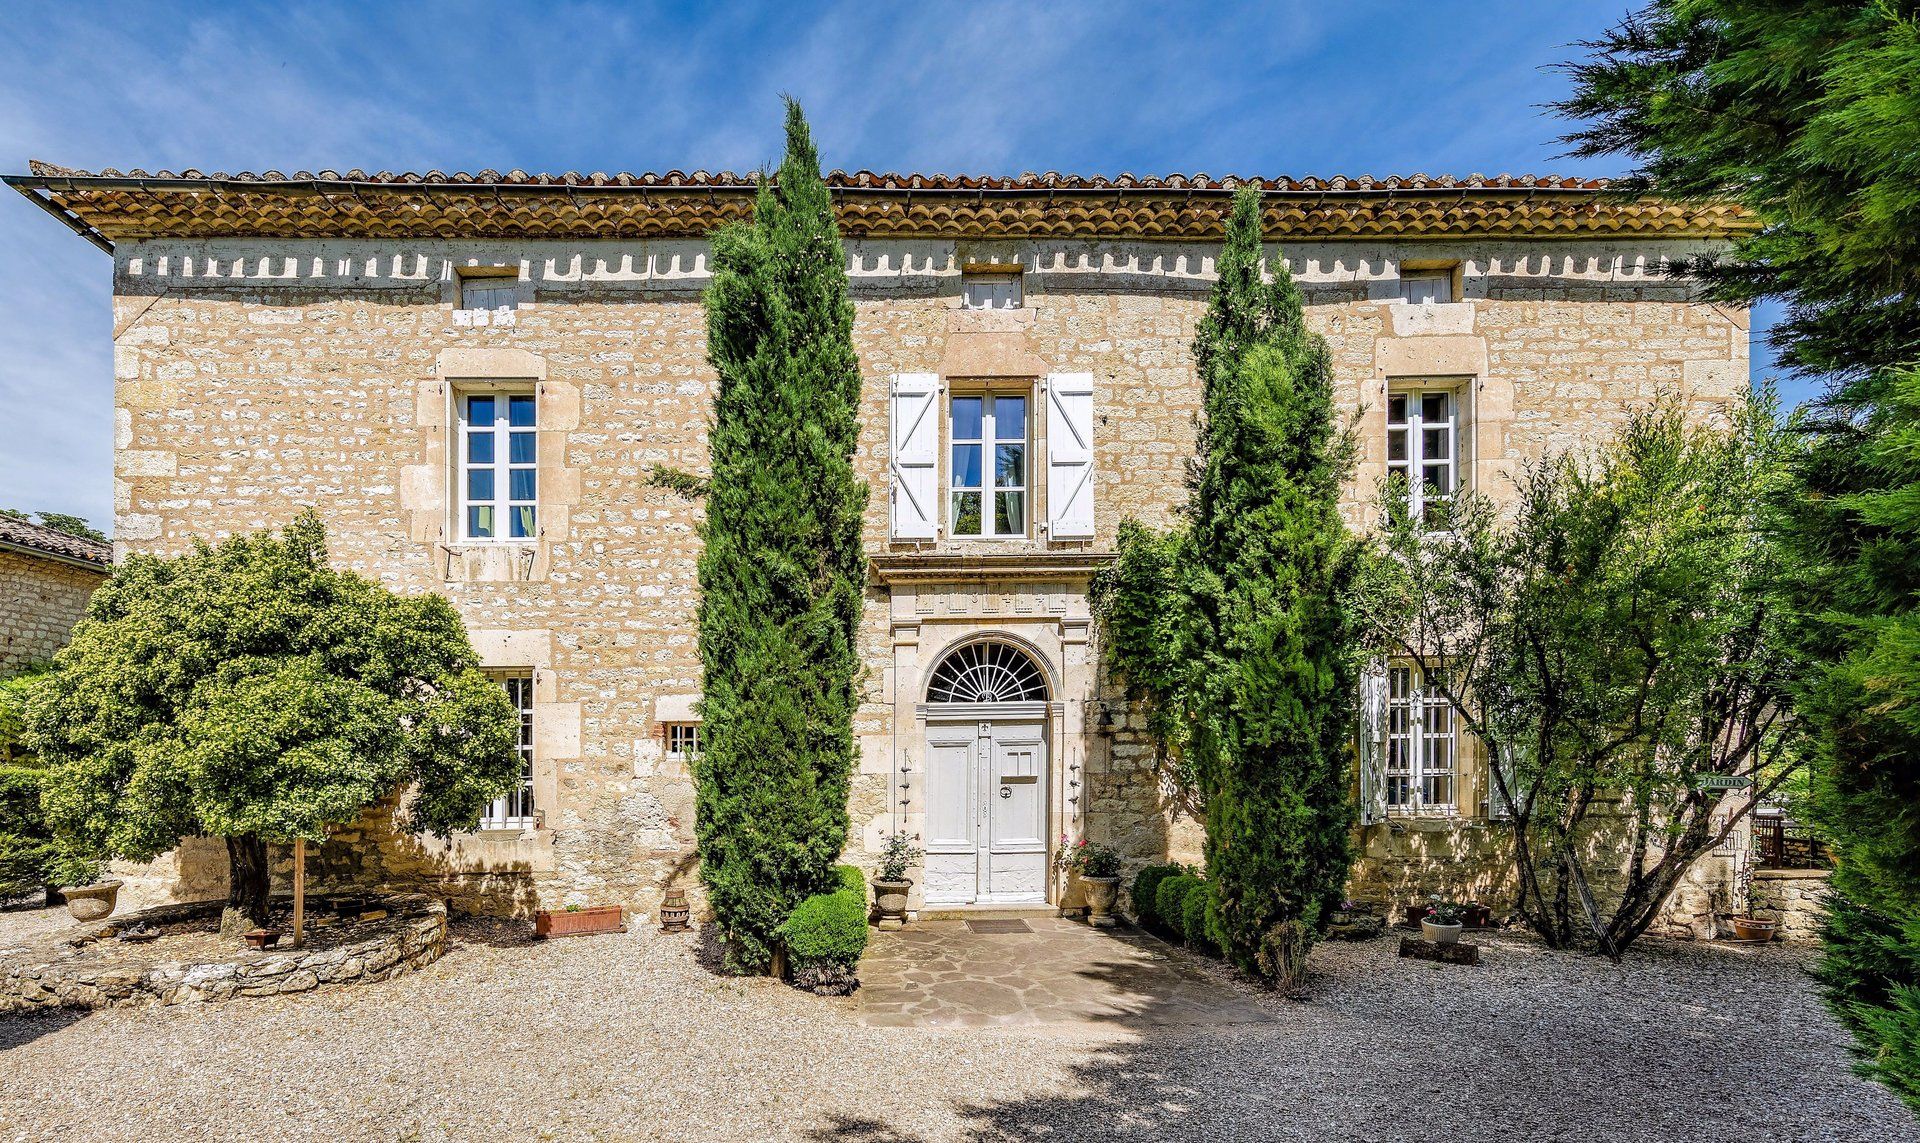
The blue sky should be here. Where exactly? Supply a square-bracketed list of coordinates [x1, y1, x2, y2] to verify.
[0, 1, 1801, 528]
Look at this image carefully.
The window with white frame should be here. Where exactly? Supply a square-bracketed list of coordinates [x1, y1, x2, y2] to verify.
[1386, 664, 1457, 814]
[480, 670, 535, 829]
[1387, 386, 1459, 526]
[665, 722, 701, 763]
[962, 272, 1023, 311]
[949, 391, 1029, 537]
[458, 391, 538, 541]
[1398, 268, 1454, 305]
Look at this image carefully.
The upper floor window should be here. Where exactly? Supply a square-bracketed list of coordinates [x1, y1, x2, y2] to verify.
[962, 272, 1023, 311]
[1386, 664, 1456, 815]
[459, 391, 538, 541]
[1398, 268, 1454, 305]
[479, 670, 536, 830]
[461, 274, 520, 312]
[950, 392, 1028, 537]
[1388, 386, 1458, 526]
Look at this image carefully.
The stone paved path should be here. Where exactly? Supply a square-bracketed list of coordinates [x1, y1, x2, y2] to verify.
[856, 914, 1273, 1028]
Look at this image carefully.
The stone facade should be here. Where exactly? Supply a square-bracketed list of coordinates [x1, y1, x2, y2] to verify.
[89, 210, 1750, 921]
[1751, 869, 1831, 943]
[0, 517, 109, 674]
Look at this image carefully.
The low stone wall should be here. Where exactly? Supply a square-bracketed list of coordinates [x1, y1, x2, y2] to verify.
[1, 893, 446, 1013]
[1751, 868, 1830, 944]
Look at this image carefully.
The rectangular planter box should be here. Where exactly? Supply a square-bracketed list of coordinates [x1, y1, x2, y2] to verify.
[534, 905, 627, 939]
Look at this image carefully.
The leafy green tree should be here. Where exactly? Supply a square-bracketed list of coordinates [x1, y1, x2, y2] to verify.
[1560, 1, 1920, 1105]
[1095, 187, 1358, 990]
[1354, 400, 1799, 956]
[24, 513, 521, 935]
[694, 99, 866, 974]
[0, 667, 72, 903]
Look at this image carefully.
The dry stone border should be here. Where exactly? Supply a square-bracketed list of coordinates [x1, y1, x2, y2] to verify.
[0, 892, 446, 1013]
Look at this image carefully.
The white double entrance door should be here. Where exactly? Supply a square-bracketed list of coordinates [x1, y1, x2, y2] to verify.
[921, 713, 1048, 905]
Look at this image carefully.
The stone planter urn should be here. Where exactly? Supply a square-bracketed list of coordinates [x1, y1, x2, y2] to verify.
[61, 880, 123, 922]
[1081, 876, 1120, 928]
[1420, 918, 1464, 945]
[872, 878, 911, 931]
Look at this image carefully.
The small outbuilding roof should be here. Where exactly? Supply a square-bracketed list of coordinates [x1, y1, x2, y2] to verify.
[0, 514, 111, 571]
[6, 162, 1749, 253]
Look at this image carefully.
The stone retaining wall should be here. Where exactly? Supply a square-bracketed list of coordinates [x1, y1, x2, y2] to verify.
[0, 893, 446, 1013]
[1751, 868, 1830, 944]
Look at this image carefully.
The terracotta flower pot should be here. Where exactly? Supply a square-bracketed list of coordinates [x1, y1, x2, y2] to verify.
[1729, 915, 1778, 943]
[1081, 876, 1120, 928]
[872, 878, 911, 930]
[534, 905, 627, 939]
[62, 880, 122, 922]
[1421, 919, 1464, 945]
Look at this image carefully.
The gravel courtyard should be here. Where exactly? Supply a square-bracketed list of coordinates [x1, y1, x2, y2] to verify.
[1, 906, 1913, 1142]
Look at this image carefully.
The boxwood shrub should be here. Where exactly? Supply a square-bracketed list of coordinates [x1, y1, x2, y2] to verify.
[778, 865, 869, 996]
[1130, 863, 1186, 930]
[1156, 874, 1201, 939]
[1181, 879, 1218, 954]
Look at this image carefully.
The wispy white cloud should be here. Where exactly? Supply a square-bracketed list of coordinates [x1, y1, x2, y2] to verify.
[0, 0, 1707, 529]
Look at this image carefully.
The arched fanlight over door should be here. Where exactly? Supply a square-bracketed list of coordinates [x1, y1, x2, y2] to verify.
[926, 640, 1050, 704]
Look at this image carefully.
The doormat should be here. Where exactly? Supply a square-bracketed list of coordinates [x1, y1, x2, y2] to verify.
[965, 919, 1032, 934]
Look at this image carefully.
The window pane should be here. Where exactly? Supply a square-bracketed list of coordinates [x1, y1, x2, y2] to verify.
[1387, 429, 1407, 462]
[952, 491, 982, 535]
[1388, 395, 1408, 425]
[466, 395, 496, 426]
[467, 432, 495, 464]
[951, 396, 983, 440]
[993, 396, 1027, 441]
[467, 469, 495, 502]
[510, 431, 537, 464]
[468, 506, 495, 538]
[1422, 392, 1449, 423]
[510, 505, 536, 539]
[1423, 427, 1449, 459]
[995, 491, 1025, 535]
[995, 443, 1026, 487]
[1424, 464, 1451, 494]
[509, 395, 536, 427]
[952, 444, 982, 488]
[509, 468, 537, 501]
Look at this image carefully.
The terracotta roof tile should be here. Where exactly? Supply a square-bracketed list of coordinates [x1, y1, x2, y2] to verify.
[0, 515, 110, 569]
[9, 162, 1749, 247]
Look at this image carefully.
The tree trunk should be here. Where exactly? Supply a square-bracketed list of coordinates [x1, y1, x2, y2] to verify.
[220, 834, 271, 937]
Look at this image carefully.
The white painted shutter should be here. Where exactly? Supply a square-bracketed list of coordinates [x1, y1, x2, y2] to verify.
[1488, 742, 1519, 820]
[1358, 665, 1389, 825]
[889, 373, 939, 540]
[1045, 372, 1095, 538]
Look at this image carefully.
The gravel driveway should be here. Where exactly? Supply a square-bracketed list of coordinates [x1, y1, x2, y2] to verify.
[1, 907, 1913, 1142]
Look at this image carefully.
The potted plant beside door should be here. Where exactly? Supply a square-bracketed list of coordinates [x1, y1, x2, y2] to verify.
[1057, 837, 1123, 927]
[871, 832, 921, 930]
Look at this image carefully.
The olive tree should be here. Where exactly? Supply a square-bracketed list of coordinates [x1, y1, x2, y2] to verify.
[26, 512, 522, 935]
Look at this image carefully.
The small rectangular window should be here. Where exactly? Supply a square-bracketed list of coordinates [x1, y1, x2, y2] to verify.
[479, 671, 535, 830]
[1386, 664, 1457, 816]
[950, 391, 1028, 537]
[1387, 385, 1459, 527]
[461, 275, 520, 312]
[1399, 269, 1453, 305]
[458, 390, 538, 541]
[962, 272, 1023, 311]
[665, 723, 701, 762]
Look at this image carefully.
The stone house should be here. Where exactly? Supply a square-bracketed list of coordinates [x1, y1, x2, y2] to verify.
[11, 161, 1783, 935]
[0, 513, 109, 674]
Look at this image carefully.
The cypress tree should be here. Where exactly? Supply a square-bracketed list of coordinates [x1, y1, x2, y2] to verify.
[1560, 4, 1920, 1108]
[694, 100, 866, 974]
[1096, 187, 1358, 989]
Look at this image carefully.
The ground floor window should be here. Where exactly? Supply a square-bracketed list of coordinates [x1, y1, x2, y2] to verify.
[1386, 663, 1457, 815]
[665, 722, 701, 764]
[479, 670, 535, 829]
